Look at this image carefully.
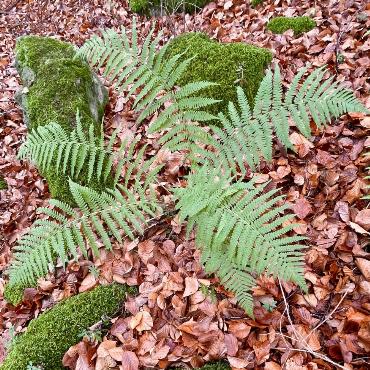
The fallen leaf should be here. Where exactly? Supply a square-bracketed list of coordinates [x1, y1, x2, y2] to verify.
[121, 351, 139, 370]
[293, 198, 313, 219]
[356, 258, 370, 280]
[129, 311, 153, 332]
[183, 277, 199, 297]
[354, 209, 370, 230]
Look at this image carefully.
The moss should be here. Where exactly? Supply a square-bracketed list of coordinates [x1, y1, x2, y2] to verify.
[129, 0, 210, 15]
[267, 16, 316, 35]
[197, 362, 230, 370]
[0, 175, 7, 190]
[15, 36, 75, 76]
[164, 32, 272, 123]
[15, 36, 109, 203]
[0, 284, 134, 370]
[3, 283, 25, 306]
[251, 0, 264, 6]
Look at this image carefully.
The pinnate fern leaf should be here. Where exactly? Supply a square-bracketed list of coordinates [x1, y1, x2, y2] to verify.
[8, 178, 161, 287]
[18, 111, 147, 187]
[76, 21, 219, 132]
[161, 64, 368, 174]
[173, 165, 307, 315]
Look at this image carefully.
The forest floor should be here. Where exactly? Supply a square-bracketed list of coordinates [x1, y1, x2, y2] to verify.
[1, 0, 370, 369]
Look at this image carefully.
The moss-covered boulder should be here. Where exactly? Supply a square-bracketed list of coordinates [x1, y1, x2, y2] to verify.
[129, 0, 210, 15]
[164, 32, 272, 122]
[15, 36, 109, 203]
[267, 16, 316, 35]
[0, 284, 134, 370]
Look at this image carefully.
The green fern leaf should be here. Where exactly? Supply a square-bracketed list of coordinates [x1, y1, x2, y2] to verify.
[8, 177, 161, 287]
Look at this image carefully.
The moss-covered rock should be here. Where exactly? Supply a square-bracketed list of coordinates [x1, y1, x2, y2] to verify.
[0, 284, 134, 370]
[164, 32, 272, 122]
[129, 0, 210, 15]
[0, 175, 7, 190]
[267, 16, 316, 35]
[15, 36, 109, 203]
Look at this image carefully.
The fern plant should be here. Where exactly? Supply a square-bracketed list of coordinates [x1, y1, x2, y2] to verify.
[10, 22, 368, 317]
[76, 19, 219, 133]
[18, 111, 128, 186]
[8, 166, 162, 287]
[161, 64, 369, 173]
[173, 164, 306, 315]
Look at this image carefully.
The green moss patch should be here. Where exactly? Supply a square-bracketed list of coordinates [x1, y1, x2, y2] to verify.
[129, 0, 210, 15]
[0, 284, 134, 370]
[267, 16, 316, 35]
[15, 36, 109, 203]
[251, 0, 264, 6]
[197, 362, 230, 370]
[164, 32, 272, 122]
[3, 283, 25, 306]
[0, 175, 7, 190]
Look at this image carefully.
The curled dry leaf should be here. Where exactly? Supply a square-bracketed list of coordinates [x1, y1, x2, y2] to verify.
[355, 258, 370, 280]
[293, 198, 313, 220]
[354, 209, 370, 230]
[79, 273, 97, 293]
[121, 351, 139, 370]
[183, 277, 199, 297]
[129, 311, 153, 332]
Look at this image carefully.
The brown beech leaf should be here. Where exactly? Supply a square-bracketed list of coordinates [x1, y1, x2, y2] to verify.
[348, 222, 369, 235]
[183, 277, 199, 297]
[79, 273, 97, 293]
[289, 132, 314, 157]
[121, 351, 139, 370]
[227, 356, 250, 368]
[253, 340, 271, 364]
[108, 346, 124, 361]
[355, 258, 370, 280]
[265, 362, 282, 370]
[129, 311, 153, 332]
[138, 240, 155, 264]
[354, 209, 370, 230]
[293, 198, 313, 220]
[228, 321, 251, 339]
[224, 333, 238, 356]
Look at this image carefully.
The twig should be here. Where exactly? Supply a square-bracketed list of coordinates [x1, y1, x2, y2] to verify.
[334, 23, 345, 76]
[304, 286, 350, 342]
[277, 278, 347, 370]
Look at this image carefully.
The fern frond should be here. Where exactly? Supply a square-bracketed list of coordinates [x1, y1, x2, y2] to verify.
[8, 178, 161, 287]
[173, 165, 307, 315]
[181, 65, 370, 174]
[18, 112, 151, 187]
[202, 249, 256, 317]
[269, 63, 369, 138]
[77, 23, 219, 132]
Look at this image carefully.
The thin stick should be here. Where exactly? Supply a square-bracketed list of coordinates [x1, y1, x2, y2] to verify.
[304, 286, 350, 342]
[278, 278, 347, 370]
